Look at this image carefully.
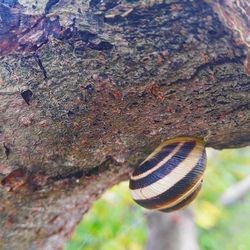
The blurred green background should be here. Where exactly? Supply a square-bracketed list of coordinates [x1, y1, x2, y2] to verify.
[65, 147, 250, 250]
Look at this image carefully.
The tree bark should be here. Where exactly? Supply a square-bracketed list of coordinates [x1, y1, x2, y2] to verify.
[0, 0, 249, 249]
[145, 210, 199, 250]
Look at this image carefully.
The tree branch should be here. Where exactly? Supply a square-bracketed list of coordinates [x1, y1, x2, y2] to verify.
[0, 0, 249, 249]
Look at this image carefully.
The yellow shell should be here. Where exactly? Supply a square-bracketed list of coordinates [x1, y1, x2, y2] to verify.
[129, 137, 206, 212]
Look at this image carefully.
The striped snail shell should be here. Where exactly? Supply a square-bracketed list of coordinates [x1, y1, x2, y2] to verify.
[129, 137, 206, 212]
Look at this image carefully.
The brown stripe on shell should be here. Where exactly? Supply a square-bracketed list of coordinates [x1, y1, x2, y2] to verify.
[132, 150, 206, 209]
[159, 181, 202, 212]
[145, 150, 206, 210]
[131, 142, 181, 180]
[130, 140, 205, 200]
[129, 141, 195, 189]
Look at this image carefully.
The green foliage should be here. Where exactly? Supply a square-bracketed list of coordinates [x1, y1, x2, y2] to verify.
[195, 147, 250, 250]
[64, 182, 146, 250]
[65, 147, 250, 250]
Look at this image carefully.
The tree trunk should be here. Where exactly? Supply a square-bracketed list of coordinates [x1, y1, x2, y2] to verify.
[145, 210, 199, 250]
[0, 0, 249, 249]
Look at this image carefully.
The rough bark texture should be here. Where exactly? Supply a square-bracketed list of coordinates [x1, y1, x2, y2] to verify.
[0, 0, 249, 249]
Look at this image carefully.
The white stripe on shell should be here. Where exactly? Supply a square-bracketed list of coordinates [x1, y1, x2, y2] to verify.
[131, 142, 183, 180]
[156, 178, 202, 210]
[130, 143, 204, 200]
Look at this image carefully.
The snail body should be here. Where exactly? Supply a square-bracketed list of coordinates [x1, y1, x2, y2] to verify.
[129, 137, 206, 212]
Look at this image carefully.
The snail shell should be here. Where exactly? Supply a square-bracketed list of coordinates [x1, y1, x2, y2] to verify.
[129, 137, 206, 212]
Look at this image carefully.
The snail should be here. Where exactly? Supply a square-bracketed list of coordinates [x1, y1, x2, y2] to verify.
[129, 136, 206, 212]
